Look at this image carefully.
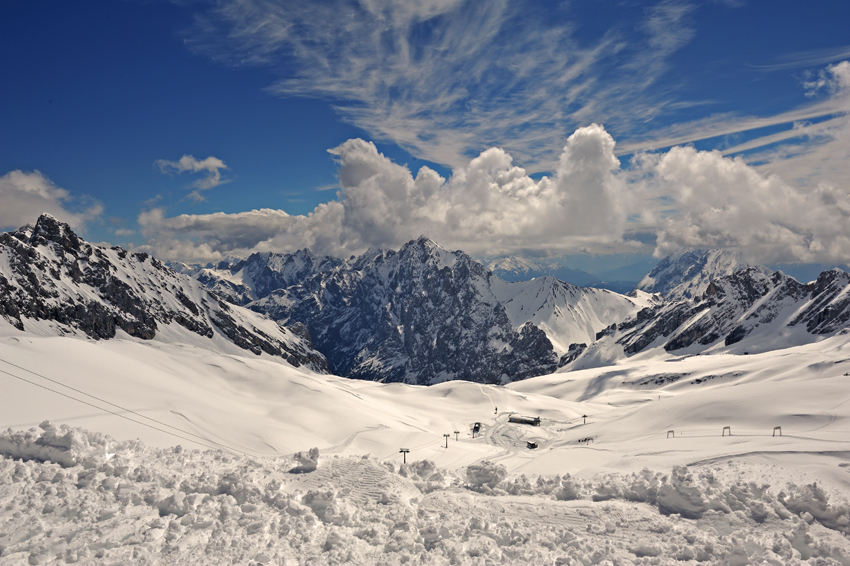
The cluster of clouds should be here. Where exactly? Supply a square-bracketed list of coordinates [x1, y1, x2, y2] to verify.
[134, 93, 850, 266]
[3, 0, 849, 268]
[4, 59, 849, 266]
[122, 0, 849, 266]
[154, 155, 229, 202]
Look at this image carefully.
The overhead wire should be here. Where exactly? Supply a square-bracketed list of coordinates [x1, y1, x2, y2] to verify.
[0, 357, 255, 457]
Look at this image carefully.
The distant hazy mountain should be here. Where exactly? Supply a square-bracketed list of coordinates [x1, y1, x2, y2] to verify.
[480, 256, 600, 286]
[169, 250, 343, 306]
[594, 258, 660, 285]
[635, 248, 757, 299]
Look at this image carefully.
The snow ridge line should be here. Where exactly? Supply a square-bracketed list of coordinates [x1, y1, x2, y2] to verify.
[0, 358, 251, 457]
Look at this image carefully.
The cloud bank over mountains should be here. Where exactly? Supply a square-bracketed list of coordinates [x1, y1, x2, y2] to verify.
[134, 121, 850, 266]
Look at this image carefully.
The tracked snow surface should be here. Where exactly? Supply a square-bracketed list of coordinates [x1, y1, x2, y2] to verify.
[2, 320, 850, 564]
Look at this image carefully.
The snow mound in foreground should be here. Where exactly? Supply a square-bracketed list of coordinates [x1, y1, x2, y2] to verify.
[2, 425, 850, 565]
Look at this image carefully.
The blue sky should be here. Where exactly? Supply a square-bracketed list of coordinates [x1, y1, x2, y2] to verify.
[2, 0, 849, 275]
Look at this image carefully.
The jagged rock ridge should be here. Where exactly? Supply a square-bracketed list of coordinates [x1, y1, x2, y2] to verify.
[227, 237, 647, 385]
[571, 252, 850, 365]
[0, 215, 327, 372]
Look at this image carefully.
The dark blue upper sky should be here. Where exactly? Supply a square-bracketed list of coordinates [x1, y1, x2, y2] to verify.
[2, 0, 850, 274]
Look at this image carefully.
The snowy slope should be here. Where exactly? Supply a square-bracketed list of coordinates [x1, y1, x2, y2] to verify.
[2, 323, 850, 564]
[493, 275, 651, 354]
[0, 214, 327, 371]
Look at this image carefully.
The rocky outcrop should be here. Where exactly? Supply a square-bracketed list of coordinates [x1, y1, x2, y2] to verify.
[612, 259, 850, 357]
[251, 237, 561, 385]
[0, 215, 328, 372]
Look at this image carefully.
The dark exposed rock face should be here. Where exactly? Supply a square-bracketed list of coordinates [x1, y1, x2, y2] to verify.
[251, 237, 559, 385]
[793, 269, 850, 334]
[558, 343, 587, 367]
[614, 261, 850, 356]
[0, 214, 327, 372]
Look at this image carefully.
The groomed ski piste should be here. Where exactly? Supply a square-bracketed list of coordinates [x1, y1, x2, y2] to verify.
[2, 322, 850, 565]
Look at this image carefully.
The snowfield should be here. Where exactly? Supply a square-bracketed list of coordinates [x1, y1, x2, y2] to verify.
[2, 322, 850, 564]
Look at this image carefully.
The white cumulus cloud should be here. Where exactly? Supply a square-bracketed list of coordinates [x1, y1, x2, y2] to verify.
[0, 170, 103, 232]
[155, 155, 229, 201]
[136, 125, 630, 262]
[138, 120, 850, 266]
[630, 146, 850, 264]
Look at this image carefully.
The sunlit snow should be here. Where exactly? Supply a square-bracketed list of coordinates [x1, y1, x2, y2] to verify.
[2, 320, 850, 564]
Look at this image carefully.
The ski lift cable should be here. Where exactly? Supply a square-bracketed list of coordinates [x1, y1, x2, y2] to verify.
[0, 360, 254, 457]
[0, 357, 225, 446]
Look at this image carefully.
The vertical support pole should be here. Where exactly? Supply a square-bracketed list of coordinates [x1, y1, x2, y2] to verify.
[443, 434, 450, 448]
[722, 426, 731, 437]
[454, 431, 460, 441]
[400, 448, 409, 463]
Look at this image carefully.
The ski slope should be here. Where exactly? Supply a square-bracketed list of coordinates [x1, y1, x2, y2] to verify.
[2, 322, 850, 564]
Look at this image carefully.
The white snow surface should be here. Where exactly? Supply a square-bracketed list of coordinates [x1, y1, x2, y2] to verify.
[2, 321, 850, 564]
[494, 277, 651, 354]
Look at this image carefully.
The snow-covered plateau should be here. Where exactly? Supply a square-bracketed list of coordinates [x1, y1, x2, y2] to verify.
[2, 323, 850, 565]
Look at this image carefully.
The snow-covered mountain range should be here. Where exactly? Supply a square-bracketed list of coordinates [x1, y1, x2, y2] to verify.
[0, 214, 327, 371]
[167, 240, 850, 383]
[5, 216, 850, 386]
[568, 249, 850, 369]
[196, 237, 649, 384]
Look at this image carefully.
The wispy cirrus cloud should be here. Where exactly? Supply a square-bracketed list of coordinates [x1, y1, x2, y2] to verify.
[183, 0, 698, 172]
[155, 155, 229, 201]
[749, 45, 850, 72]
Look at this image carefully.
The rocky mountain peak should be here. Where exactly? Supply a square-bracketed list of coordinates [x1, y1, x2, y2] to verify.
[29, 213, 83, 252]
